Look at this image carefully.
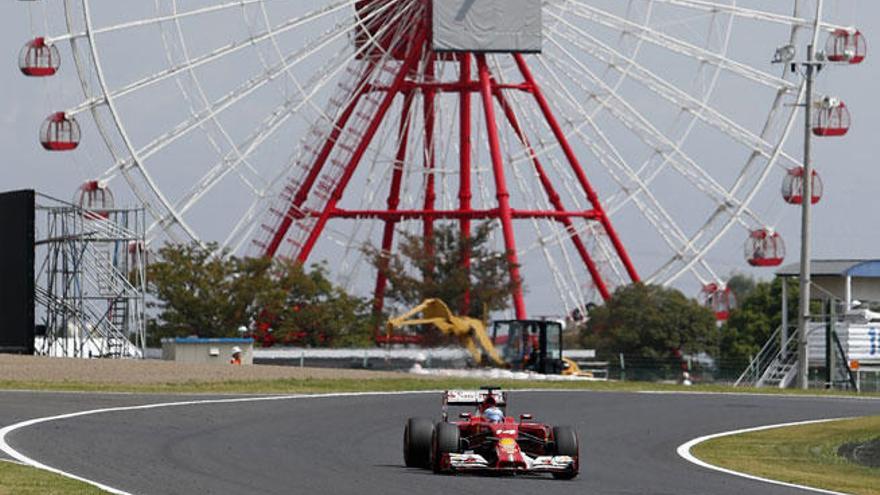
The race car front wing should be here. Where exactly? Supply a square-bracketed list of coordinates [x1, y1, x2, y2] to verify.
[444, 453, 575, 473]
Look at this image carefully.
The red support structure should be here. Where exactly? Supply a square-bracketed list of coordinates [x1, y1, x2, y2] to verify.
[263, 81, 370, 258]
[493, 90, 612, 301]
[296, 30, 428, 263]
[372, 91, 416, 336]
[458, 54, 473, 315]
[258, 16, 643, 341]
[328, 208, 601, 220]
[422, 52, 438, 268]
[513, 54, 641, 285]
[476, 54, 527, 319]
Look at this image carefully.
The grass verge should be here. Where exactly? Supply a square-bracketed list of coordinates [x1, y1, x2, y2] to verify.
[0, 460, 105, 495]
[691, 416, 880, 495]
[0, 376, 878, 397]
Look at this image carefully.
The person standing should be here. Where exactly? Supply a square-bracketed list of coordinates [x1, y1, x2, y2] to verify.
[230, 346, 243, 365]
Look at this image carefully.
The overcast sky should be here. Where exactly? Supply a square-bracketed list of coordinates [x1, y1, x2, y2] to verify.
[2, 1, 878, 314]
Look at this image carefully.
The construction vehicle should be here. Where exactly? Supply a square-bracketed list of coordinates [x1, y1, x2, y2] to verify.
[385, 299, 593, 377]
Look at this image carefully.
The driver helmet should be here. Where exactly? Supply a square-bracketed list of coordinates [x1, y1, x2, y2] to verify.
[484, 407, 504, 424]
[479, 394, 497, 412]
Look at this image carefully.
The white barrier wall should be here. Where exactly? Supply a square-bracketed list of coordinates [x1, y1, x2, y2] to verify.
[808, 323, 880, 365]
[162, 338, 254, 365]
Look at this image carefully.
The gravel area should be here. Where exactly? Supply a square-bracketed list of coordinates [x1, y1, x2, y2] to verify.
[0, 354, 405, 385]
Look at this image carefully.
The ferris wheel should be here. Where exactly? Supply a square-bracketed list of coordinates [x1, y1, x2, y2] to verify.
[16, 0, 866, 322]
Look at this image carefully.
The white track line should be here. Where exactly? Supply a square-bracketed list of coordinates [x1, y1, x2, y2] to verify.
[641, 390, 880, 401]
[0, 391, 436, 495]
[677, 417, 854, 495]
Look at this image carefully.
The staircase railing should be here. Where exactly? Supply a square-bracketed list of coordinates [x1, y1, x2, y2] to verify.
[756, 332, 799, 388]
[734, 325, 782, 387]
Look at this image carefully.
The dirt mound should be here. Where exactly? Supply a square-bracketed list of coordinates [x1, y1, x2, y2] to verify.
[0, 354, 405, 386]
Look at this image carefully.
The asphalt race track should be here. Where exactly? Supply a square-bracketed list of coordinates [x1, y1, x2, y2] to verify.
[1, 390, 878, 494]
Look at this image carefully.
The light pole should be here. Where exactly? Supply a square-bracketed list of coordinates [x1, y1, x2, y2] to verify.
[797, 45, 821, 390]
[774, 42, 823, 390]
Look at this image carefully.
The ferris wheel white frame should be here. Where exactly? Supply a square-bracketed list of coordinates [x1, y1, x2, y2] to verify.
[17, 0, 864, 318]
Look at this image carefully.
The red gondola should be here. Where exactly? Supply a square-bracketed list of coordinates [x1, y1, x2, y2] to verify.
[825, 29, 867, 64]
[702, 283, 735, 321]
[781, 167, 823, 205]
[19, 37, 60, 77]
[745, 229, 785, 267]
[40, 112, 80, 151]
[75, 180, 114, 219]
[812, 99, 850, 137]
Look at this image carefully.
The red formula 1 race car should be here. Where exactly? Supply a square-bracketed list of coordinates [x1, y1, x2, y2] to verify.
[403, 387, 579, 479]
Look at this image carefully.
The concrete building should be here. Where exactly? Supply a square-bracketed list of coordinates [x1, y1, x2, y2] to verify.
[162, 338, 254, 365]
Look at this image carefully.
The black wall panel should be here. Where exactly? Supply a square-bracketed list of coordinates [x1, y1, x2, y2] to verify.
[0, 190, 35, 354]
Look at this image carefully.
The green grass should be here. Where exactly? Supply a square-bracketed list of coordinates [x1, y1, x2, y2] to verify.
[692, 416, 880, 495]
[0, 376, 878, 397]
[0, 461, 105, 495]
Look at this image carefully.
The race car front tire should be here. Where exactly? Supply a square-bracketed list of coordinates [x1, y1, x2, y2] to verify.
[404, 417, 434, 468]
[432, 422, 461, 473]
[551, 426, 579, 480]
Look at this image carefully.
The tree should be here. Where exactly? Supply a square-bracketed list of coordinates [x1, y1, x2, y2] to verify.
[719, 277, 799, 375]
[147, 243, 264, 340]
[147, 244, 372, 347]
[261, 260, 373, 347]
[364, 222, 518, 318]
[726, 272, 757, 307]
[580, 283, 719, 377]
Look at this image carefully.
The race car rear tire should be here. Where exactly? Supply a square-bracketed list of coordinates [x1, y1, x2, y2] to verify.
[432, 422, 461, 473]
[404, 417, 434, 468]
[551, 426, 579, 480]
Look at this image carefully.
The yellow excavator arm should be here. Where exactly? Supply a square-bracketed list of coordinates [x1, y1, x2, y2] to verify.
[385, 299, 507, 367]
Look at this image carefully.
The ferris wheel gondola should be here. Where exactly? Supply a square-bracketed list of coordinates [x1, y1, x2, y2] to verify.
[15, 0, 866, 321]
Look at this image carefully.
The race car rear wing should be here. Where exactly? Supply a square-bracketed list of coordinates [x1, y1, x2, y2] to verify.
[442, 388, 507, 419]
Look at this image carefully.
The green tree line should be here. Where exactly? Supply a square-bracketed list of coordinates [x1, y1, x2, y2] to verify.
[146, 243, 374, 347]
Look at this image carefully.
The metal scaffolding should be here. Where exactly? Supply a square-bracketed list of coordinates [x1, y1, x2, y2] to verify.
[34, 194, 146, 358]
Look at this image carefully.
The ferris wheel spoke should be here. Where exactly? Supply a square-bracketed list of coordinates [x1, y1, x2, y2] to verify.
[546, 14, 802, 170]
[145, 27, 379, 237]
[654, 83, 809, 285]
[512, 46, 740, 290]
[64, 1, 357, 116]
[531, 55, 720, 283]
[75, 0, 204, 243]
[492, 98, 583, 311]
[536, 48, 765, 285]
[331, 93, 412, 287]
[222, 194, 266, 254]
[113, 17, 372, 176]
[253, 4, 328, 125]
[255, 0, 420, 129]
[539, 42, 764, 231]
[47, 0, 292, 44]
[636, 0, 849, 33]
[498, 101, 590, 311]
[557, 0, 797, 92]
[489, 63, 617, 302]
[155, 0, 268, 209]
[654, 63, 812, 286]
